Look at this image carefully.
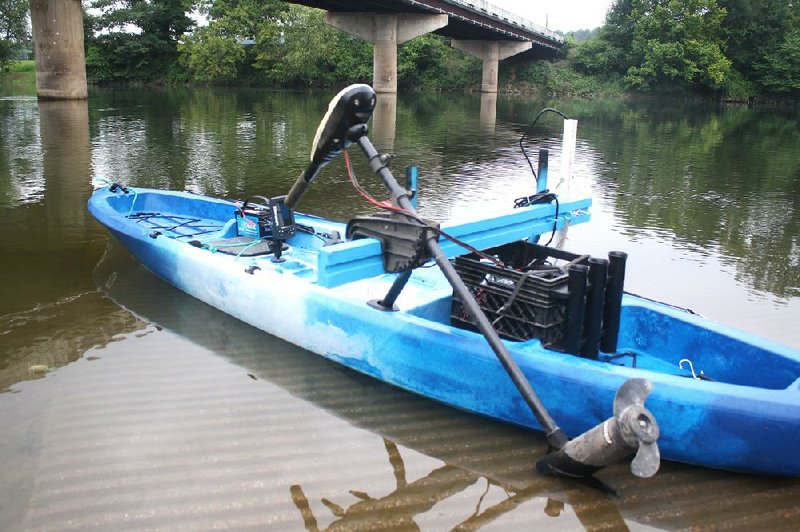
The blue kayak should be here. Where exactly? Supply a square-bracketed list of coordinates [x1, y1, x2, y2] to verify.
[87, 183, 800, 477]
[88, 85, 800, 478]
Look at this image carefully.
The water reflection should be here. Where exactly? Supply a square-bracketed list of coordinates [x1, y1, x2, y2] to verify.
[1, 88, 799, 528]
[371, 92, 397, 150]
[289, 437, 631, 531]
[81, 243, 800, 530]
[480, 92, 497, 132]
[566, 101, 800, 299]
[90, 246, 629, 530]
[0, 286, 144, 392]
[0, 97, 43, 206]
[39, 99, 92, 228]
[77, 89, 799, 304]
[0, 97, 103, 321]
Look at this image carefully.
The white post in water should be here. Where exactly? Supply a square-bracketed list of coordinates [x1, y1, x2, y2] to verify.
[558, 119, 578, 195]
[554, 119, 578, 248]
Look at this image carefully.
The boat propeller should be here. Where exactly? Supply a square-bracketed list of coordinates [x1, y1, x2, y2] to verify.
[537, 378, 660, 478]
[287, 84, 661, 481]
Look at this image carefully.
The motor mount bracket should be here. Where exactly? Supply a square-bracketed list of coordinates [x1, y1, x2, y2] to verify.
[346, 212, 439, 273]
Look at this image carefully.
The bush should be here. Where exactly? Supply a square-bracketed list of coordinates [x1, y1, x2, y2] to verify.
[399, 35, 481, 90]
[720, 68, 756, 101]
[504, 60, 622, 98]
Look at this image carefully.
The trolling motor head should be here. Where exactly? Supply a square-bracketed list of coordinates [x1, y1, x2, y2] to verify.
[537, 378, 660, 479]
[285, 84, 376, 209]
[310, 84, 376, 173]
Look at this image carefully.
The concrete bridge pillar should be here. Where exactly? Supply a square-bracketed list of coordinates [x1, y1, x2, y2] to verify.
[326, 13, 448, 93]
[30, 0, 88, 99]
[451, 40, 532, 93]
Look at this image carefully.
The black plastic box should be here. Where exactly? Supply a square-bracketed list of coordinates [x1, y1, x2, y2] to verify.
[451, 241, 589, 346]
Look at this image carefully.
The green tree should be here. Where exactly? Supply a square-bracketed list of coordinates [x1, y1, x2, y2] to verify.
[0, 0, 30, 70]
[574, 0, 730, 92]
[178, 27, 244, 83]
[719, 0, 800, 96]
[203, 0, 288, 38]
[568, 28, 600, 43]
[626, 0, 730, 90]
[86, 0, 195, 82]
[251, 5, 371, 87]
[182, 0, 292, 83]
[398, 34, 481, 90]
[758, 30, 800, 95]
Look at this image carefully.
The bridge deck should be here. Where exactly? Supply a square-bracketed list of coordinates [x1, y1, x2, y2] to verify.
[292, 0, 563, 49]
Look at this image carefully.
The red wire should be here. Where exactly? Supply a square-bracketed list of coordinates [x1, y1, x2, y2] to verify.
[343, 148, 409, 214]
[342, 148, 508, 269]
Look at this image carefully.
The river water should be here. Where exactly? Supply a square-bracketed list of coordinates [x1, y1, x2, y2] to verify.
[1, 87, 799, 530]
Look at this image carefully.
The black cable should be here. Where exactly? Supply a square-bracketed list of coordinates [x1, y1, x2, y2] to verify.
[519, 108, 570, 186]
[293, 223, 329, 243]
[541, 195, 560, 247]
[512, 190, 560, 247]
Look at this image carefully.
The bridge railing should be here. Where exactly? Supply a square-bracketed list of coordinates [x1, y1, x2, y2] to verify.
[447, 0, 564, 42]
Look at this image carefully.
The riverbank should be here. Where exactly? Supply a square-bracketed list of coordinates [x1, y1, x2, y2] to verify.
[0, 60, 36, 96]
[6, 58, 793, 106]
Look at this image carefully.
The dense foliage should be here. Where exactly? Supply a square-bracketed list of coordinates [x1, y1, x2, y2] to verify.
[573, 0, 800, 98]
[84, 0, 194, 82]
[0, 0, 30, 70]
[84, 0, 477, 89]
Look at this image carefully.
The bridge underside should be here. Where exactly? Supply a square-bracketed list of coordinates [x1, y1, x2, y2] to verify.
[292, 0, 561, 49]
[295, 0, 560, 93]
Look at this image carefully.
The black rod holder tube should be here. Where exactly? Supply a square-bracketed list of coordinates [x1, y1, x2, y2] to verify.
[601, 251, 627, 353]
[563, 264, 588, 355]
[537, 149, 549, 193]
[581, 258, 608, 358]
[373, 270, 413, 311]
[353, 131, 569, 450]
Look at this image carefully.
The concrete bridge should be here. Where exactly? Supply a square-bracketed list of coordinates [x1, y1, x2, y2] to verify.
[291, 0, 563, 93]
[29, 0, 563, 99]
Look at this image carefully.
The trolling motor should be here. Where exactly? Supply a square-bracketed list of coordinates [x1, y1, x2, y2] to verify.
[285, 84, 376, 209]
[288, 84, 661, 480]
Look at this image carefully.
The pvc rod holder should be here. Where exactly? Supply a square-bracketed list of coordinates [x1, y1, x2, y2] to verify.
[601, 251, 627, 353]
[563, 264, 588, 355]
[581, 258, 608, 358]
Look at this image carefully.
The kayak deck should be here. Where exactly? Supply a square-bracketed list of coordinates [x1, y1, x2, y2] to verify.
[102, 187, 592, 286]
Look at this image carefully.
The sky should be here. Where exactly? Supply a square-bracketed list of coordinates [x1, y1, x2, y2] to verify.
[489, 0, 614, 32]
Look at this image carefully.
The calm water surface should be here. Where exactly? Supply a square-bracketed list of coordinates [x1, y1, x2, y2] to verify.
[1, 88, 799, 530]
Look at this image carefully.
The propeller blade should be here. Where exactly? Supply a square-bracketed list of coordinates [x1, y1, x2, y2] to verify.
[613, 377, 652, 417]
[631, 441, 661, 478]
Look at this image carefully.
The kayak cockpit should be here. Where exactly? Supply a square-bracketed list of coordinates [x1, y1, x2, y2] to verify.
[611, 299, 800, 390]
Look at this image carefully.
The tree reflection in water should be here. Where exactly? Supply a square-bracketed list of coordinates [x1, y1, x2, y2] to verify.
[290, 438, 628, 531]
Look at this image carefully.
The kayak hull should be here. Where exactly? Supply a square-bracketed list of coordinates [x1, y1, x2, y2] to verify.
[89, 186, 800, 476]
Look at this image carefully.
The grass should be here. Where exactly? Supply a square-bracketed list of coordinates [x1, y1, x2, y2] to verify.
[1, 60, 36, 96]
[8, 60, 36, 73]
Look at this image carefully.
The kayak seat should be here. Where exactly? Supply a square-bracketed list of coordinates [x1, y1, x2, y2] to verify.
[217, 218, 238, 239]
[206, 236, 280, 257]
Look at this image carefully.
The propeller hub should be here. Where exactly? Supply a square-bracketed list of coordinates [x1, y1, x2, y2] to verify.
[618, 405, 659, 446]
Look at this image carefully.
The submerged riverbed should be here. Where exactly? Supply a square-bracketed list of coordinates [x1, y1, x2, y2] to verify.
[1, 88, 799, 529]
